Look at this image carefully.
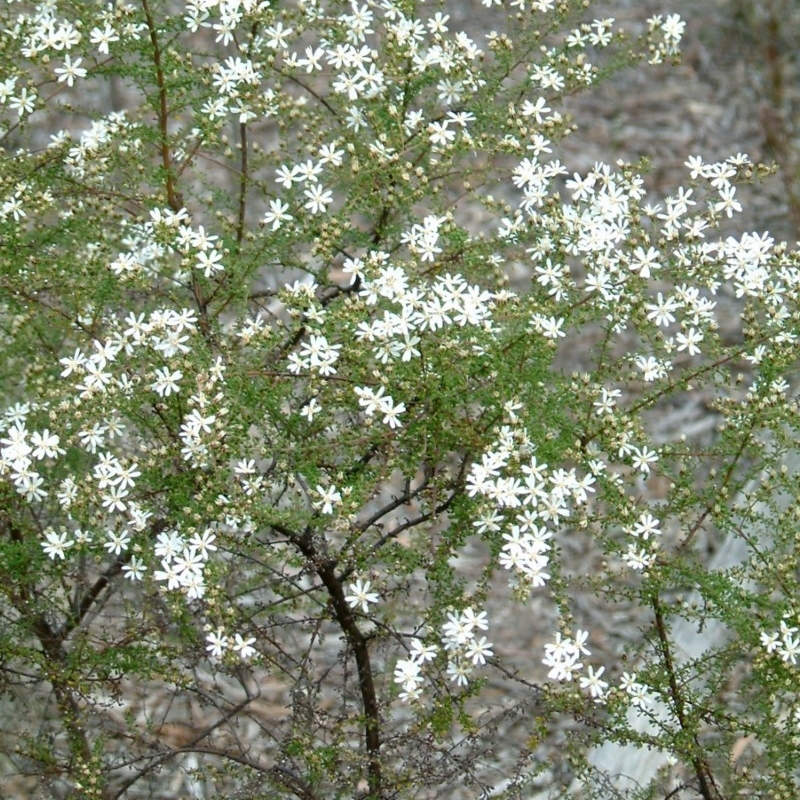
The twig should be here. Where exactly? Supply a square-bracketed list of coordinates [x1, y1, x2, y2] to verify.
[651, 594, 722, 800]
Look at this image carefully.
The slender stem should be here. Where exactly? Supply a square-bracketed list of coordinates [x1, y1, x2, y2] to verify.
[141, 0, 183, 213]
[652, 595, 722, 800]
[288, 528, 383, 798]
[675, 413, 757, 555]
[237, 120, 248, 247]
[140, 0, 217, 344]
[759, 0, 800, 238]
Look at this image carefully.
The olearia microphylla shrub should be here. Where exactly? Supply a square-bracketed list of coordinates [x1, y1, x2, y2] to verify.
[1, 0, 800, 798]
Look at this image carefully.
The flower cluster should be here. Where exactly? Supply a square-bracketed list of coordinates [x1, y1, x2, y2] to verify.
[621, 511, 663, 572]
[618, 671, 653, 709]
[0, 417, 64, 504]
[152, 527, 219, 599]
[761, 617, 800, 666]
[285, 240, 497, 431]
[353, 254, 496, 335]
[469, 435, 595, 594]
[288, 334, 342, 376]
[205, 627, 257, 661]
[14, 301, 233, 601]
[394, 607, 493, 701]
[542, 630, 616, 703]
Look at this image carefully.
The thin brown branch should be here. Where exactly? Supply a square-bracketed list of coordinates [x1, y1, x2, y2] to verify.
[758, 0, 800, 239]
[141, 0, 183, 212]
[651, 595, 722, 800]
[289, 528, 383, 799]
[237, 120, 248, 246]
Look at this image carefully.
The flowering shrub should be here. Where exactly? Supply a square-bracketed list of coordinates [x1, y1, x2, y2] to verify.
[1, 0, 800, 798]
